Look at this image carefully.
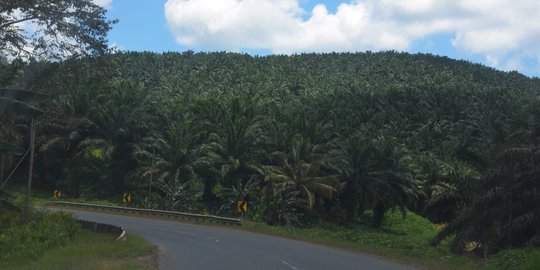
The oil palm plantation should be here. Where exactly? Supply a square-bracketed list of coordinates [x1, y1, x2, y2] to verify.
[334, 131, 418, 226]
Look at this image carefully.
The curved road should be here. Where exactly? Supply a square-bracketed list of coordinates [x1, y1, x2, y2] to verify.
[67, 209, 416, 270]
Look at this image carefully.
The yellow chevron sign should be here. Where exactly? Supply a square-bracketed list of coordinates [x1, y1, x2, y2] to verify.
[122, 193, 132, 203]
[236, 200, 248, 214]
[53, 190, 62, 199]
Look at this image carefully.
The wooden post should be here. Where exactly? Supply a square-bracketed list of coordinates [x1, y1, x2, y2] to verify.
[24, 118, 35, 224]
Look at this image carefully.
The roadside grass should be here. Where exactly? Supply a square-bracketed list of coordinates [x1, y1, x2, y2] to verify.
[240, 211, 479, 270]
[5, 186, 123, 207]
[0, 209, 79, 268]
[522, 249, 540, 270]
[1, 189, 157, 270]
[51, 196, 120, 207]
[488, 248, 540, 270]
[241, 211, 539, 270]
[2, 230, 157, 270]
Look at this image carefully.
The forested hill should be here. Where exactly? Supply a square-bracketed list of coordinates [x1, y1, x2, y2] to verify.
[20, 51, 540, 97]
[4, 51, 540, 256]
[117, 51, 537, 89]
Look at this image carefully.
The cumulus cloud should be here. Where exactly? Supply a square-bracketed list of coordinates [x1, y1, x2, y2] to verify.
[93, 0, 113, 8]
[164, 0, 540, 74]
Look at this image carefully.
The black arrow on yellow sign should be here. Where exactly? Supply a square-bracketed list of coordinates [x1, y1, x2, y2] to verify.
[53, 190, 62, 199]
[236, 200, 248, 214]
[122, 193, 132, 203]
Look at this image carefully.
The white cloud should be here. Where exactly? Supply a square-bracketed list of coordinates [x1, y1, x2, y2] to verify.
[165, 0, 303, 49]
[164, 0, 540, 74]
[93, 0, 113, 8]
[110, 42, 126, 52]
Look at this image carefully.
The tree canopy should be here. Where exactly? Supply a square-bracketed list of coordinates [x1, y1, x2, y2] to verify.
[0, 0, 116, 60]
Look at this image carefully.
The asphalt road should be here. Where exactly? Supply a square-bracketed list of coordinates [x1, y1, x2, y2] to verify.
[66, 209, 417, 270]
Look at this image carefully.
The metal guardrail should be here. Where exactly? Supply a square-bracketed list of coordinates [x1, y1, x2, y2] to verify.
[47, 201, 242, 226]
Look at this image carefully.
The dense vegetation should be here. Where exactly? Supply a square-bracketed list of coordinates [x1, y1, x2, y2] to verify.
[2, 51, 540, 258]
[4, 229, 157, 270]
[0, 208, 79, 267]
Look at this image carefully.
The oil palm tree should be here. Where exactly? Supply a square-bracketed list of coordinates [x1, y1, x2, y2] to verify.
[265, 137, 338, 211]
[75, 80, 150, 194]
[131, 117, 202, 196]
[406, 152, 479, 223]
[150, 169, 201, 212]
[196, 96, 264, 191]
[431, 146, 540, 256]
[38, 87, 97, 197]
[334, 131, 418, 226]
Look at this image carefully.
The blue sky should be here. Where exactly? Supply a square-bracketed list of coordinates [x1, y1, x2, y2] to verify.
[105, 0, 177, 52]
[100, 0, 540, 77]
[105, 0, 344, 52]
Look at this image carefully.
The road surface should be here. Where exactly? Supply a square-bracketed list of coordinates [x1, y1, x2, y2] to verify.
[66, 209, 417, 270]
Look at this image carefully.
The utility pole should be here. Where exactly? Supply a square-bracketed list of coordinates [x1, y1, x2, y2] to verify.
[23, 118, 35, 224]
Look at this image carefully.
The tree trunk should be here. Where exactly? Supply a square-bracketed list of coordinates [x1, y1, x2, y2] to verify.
[69, 161, 81, 198]
[372, 201, 386, 228]
[0, 153, 5, 185]
[202, 177, 217, 203]
[66, 160, 71, 191]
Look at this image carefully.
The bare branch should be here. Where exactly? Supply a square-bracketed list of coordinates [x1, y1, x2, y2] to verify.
[0, 16, 38, 30]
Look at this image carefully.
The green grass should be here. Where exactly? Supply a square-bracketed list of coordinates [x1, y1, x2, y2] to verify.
[487, 248, 540, 270]
[240, 211, 538, 270]
[522, 249, 540, 270]
[1, 190, 157, 270]
[2, 230, 157, 270]
[5, 186, 124, 207]
[56, 197, 121, 206]
[0, 210, 80, 266]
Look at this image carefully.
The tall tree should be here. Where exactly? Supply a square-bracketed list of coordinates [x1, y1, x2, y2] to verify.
[38, 86, 97, 197]
[334, 131, 418, 226]
[0, 0, 117, 60]
[265, 137, 338, 212]
[75, 80, 149, 195]
[131, 117, 202, 197]
[198, 97, 264, 189]
[431, 146, 540, 256]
